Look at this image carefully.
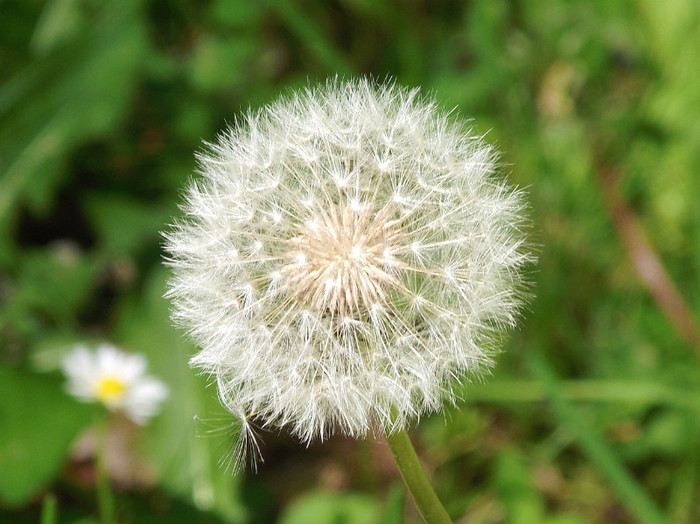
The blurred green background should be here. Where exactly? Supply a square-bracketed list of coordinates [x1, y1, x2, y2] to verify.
[1, 0, 699, 522]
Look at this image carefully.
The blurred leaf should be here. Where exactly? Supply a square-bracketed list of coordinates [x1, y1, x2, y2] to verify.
[461, 379, 700, 410]
[547, 516, 592, 524]
[40, 493, 57, 524]
[18, 248, 101, 316]
[30, 0, 84, 55]
[268, 0, 354, 75]
[493, 449, 544, 524]
[624, 411, 688, 460]
[0, 367, 92, 506]
[279, 491, 381, 524]
[0, 0, 147, 227]
[338, 0, 393, 21]
[30, 330, 92, 372]
[1, 246, 103, 335]
[83, 193, 175, 256]
[187, 34, 261, 94]
[113, 268, 247, 523]
[379, 483, 405, 524]
[527, 353, 668, 524]
[122, 493, 229, 523]
[209, 0, 263, 27]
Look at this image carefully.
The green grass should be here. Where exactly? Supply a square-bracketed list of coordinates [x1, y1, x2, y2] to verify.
[1, 0, 699, 522]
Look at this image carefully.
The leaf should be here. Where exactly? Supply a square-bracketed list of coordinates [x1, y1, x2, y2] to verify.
[268, 0, 354, 75]
[0, 367, 92, 506]
[30, 0, 85, 55]
[492, 449, 544, 524]
[379, 483, 405, 524]
[0, 0, 147, 227]
[527, 353, 668, 524]
[83, 193, 176, 256]
[112, 268, 247, 523]
[187, 34, 262, 94]
[279, 491, 381, 524]
[10, 247, 103, 324]
[121, 493, 229, 523]
[209, 0, 263, 27]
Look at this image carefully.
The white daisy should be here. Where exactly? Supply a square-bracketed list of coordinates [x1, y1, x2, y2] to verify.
[62, 344, 169, 425]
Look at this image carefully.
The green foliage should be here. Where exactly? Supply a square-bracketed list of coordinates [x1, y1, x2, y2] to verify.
[1, 0, 700, 522]
[40, 494, 57, 524]
[279, 491, 381, 524]
[0, 0, 146, 229]
[113, 269, 247, 522]
[83, 193, 175, 256]
[0, 367, 93, 506]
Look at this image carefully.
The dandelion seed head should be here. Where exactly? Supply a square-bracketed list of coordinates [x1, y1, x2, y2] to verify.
[164, 78, 532, 467]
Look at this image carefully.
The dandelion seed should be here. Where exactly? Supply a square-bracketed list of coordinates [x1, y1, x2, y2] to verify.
[164, 78, 531, 470]
[62, 344, 169, 425]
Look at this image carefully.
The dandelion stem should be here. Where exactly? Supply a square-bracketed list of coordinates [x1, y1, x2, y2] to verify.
[384, 428, 452, 523]
[95, 421, 116, 524]
[40, 493, 57, 524]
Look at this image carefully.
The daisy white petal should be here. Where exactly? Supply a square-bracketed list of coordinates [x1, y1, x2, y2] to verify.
[61, 344, 169, 425]
[124, 379, 170, 425]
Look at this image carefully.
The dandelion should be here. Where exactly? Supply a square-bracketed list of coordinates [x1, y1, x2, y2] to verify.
[164, 78, 530, 521]
[62, 343, 169, 425]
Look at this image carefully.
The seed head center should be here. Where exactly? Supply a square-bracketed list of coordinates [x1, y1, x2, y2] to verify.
[281, 202, 405, 315]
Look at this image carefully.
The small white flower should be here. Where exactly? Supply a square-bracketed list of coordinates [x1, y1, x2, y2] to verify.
[62, 344, 169, 425]
[165, 78, 531, 469]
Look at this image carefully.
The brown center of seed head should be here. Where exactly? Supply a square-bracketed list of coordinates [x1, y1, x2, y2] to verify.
[281, 200, 407, 316]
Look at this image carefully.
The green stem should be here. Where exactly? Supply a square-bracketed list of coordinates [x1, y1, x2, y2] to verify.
[40, 493, 57, 524]
[384, 428, 452, 523]
[95, 421, 116, 524]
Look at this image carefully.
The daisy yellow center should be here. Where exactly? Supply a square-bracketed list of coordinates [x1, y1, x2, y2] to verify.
[95, 376, 127, 404]
[281, 202, 407, 315]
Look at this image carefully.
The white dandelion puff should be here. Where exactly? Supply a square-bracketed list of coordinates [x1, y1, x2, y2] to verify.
[226, 410, 264, 475]
[62, 343, 169, 425]
[164, 78, 531, 469]
[193, 412, 264, 475]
